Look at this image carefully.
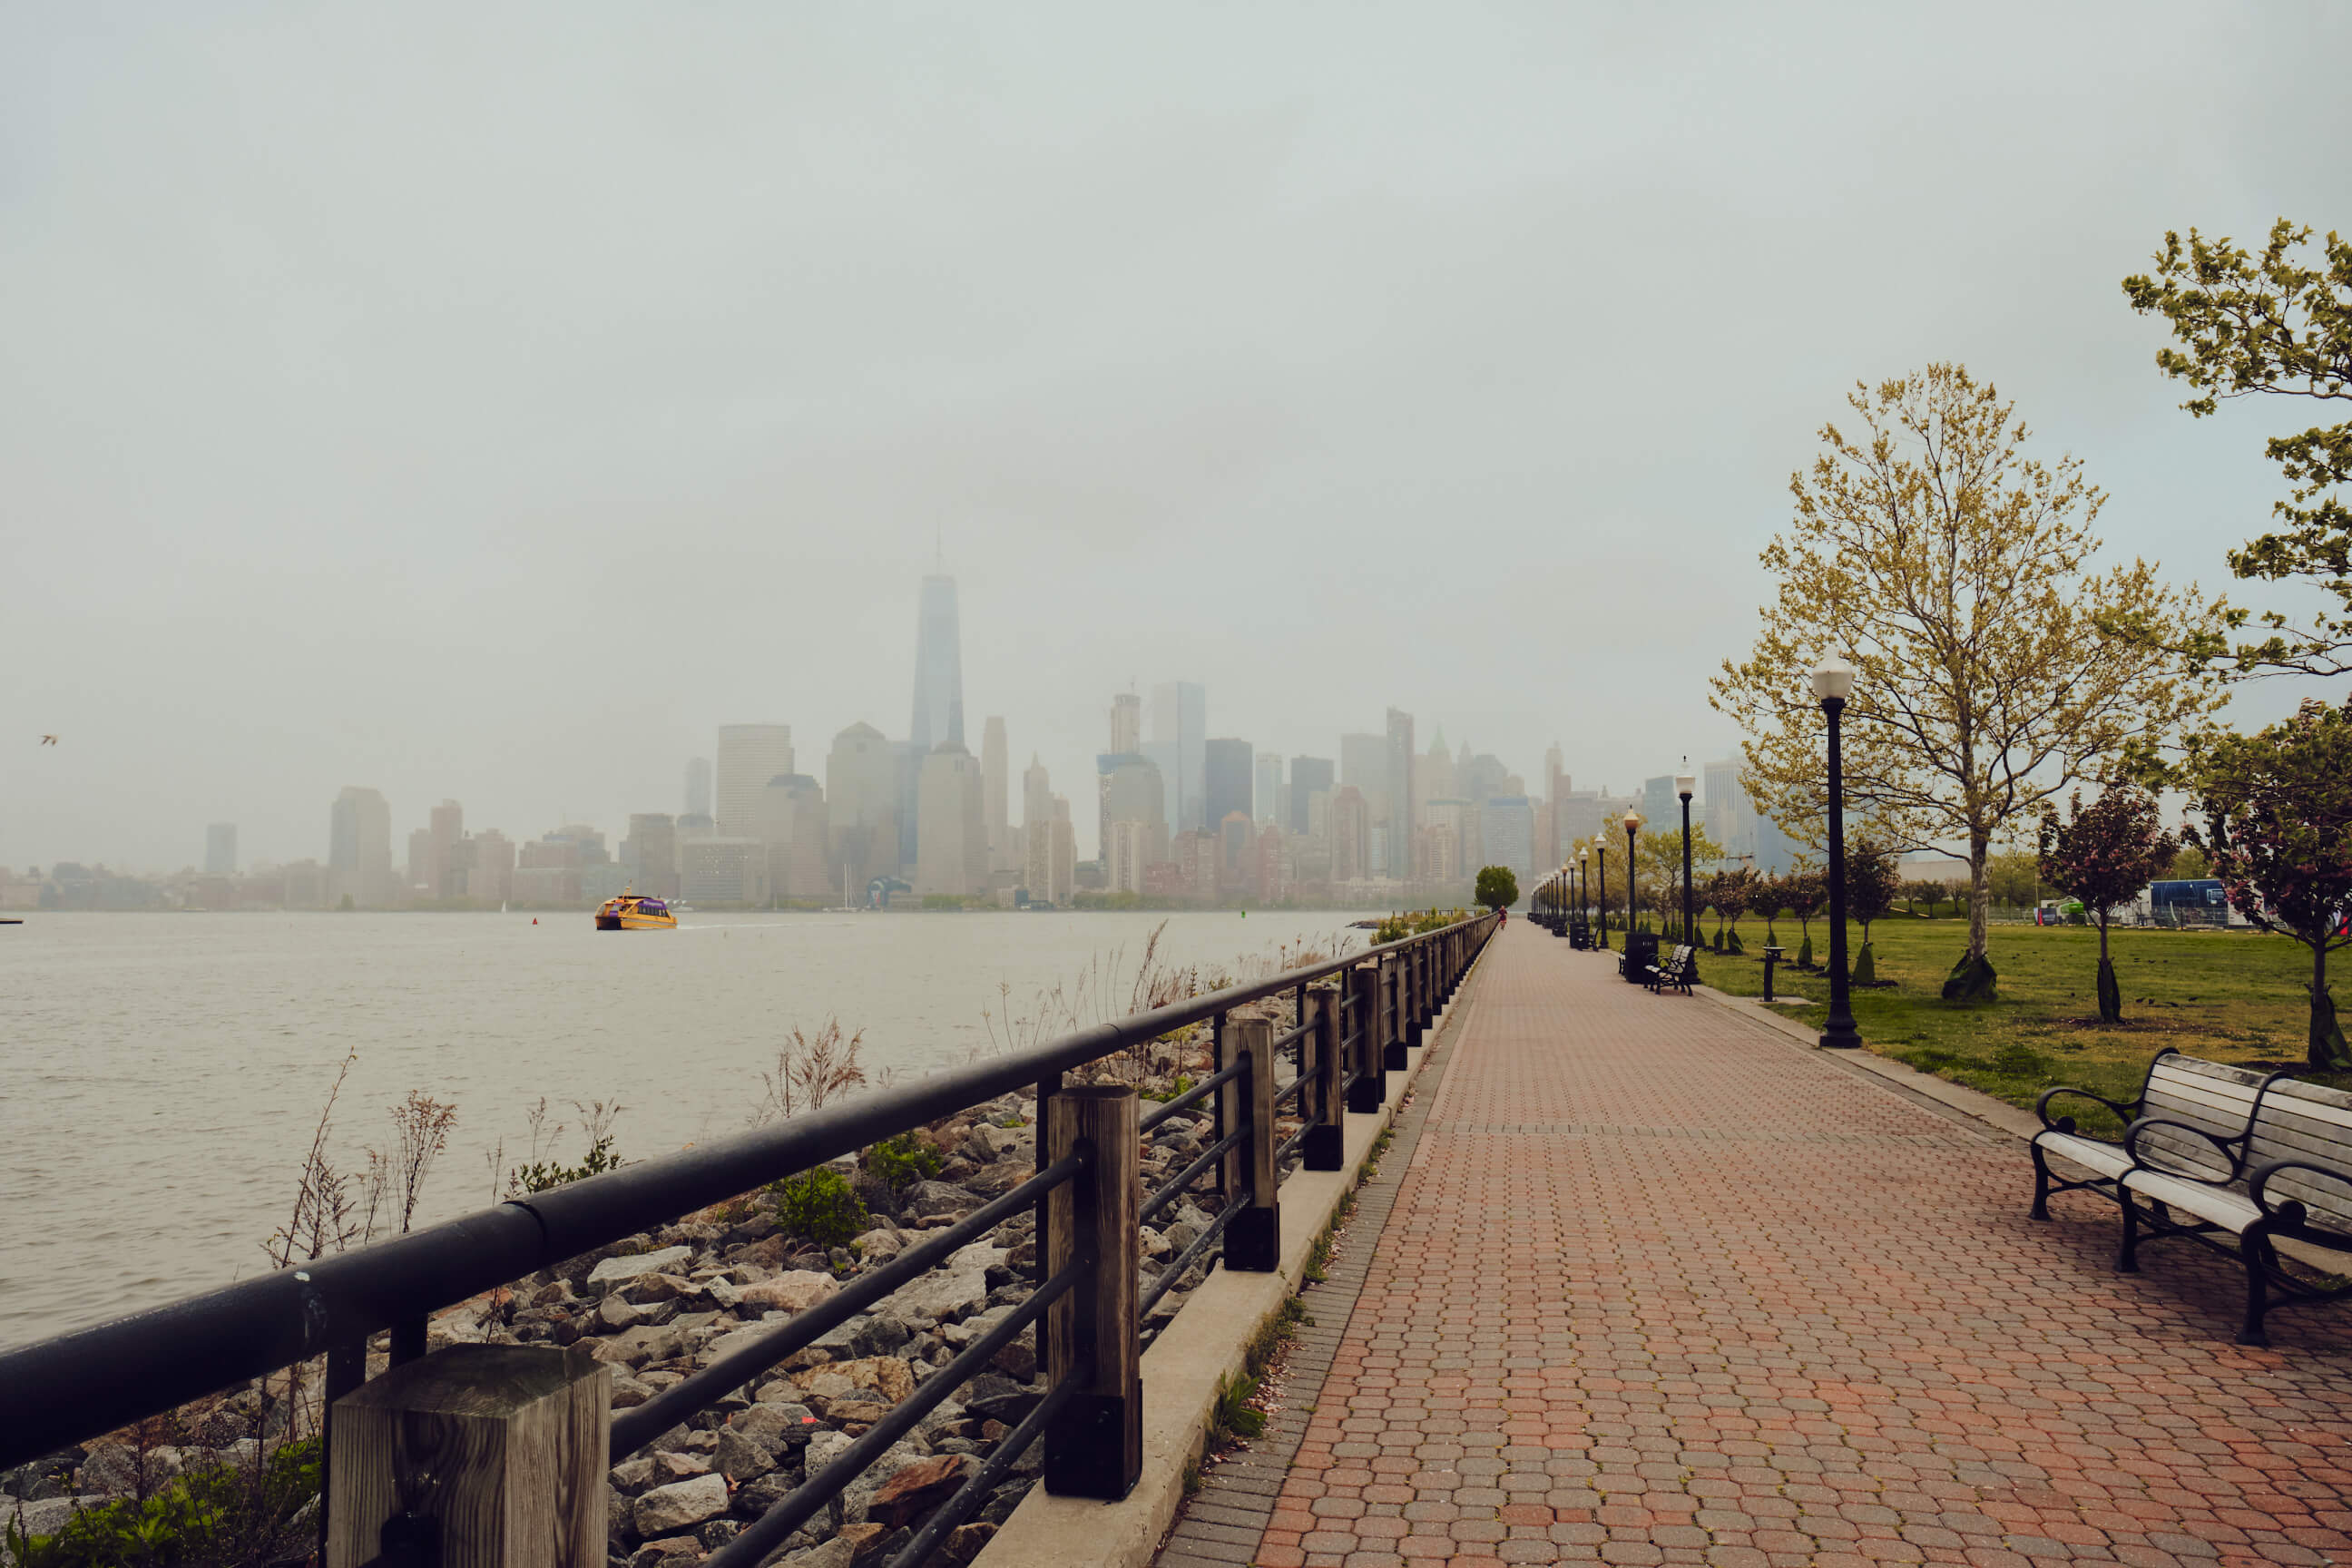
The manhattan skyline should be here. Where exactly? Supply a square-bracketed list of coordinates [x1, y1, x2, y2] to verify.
[5, 7, 2347, 870]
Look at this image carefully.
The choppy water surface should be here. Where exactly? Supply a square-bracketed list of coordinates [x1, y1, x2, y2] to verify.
[0, 909, 1368, 1348]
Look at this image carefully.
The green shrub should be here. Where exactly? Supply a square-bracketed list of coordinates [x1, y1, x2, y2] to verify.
[770, 1167, 869, 1248]
[6, 1437, 320, 1566]
[508, 1134, 623, 1196]
[862, 1132, 944, 1194]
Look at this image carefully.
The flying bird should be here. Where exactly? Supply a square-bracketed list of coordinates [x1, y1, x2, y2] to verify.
[39, 735, 57, 746]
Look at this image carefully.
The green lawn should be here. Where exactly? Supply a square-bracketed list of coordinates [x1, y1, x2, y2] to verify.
[1621, 916, 2339, 1136]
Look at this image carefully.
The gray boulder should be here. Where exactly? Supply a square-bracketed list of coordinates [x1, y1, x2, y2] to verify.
[588, 1246, 695, 1297]
[632, 1472, 730, 1538]
[899, 1181, 978, 1220]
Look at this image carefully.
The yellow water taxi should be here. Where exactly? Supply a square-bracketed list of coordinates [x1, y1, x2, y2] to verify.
[594, 890, 677, 931]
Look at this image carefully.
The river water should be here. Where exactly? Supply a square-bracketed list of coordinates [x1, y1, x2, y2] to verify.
[0, 909, 1372, 1349]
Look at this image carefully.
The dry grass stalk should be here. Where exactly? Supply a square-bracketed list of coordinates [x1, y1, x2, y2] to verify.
[756, 1016, 868, 1122]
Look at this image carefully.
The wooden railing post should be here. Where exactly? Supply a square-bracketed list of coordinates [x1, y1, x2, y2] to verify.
[1218, 1015, 1280, 1271]
[1044, 1085, 1142, 1500]
[1405, 942, 1426, 1050]
[1382, 955, 1408, 1071]
[1305, 987, 1344, 1170]
[1348, 962, 1386, 1112]
[327, 1344, 608, 1568]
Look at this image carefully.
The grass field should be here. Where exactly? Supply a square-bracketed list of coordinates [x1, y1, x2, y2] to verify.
[1615, 915, 2342, 1136]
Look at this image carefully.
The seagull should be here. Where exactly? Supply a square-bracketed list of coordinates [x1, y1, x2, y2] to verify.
[39, 735, 57, 746]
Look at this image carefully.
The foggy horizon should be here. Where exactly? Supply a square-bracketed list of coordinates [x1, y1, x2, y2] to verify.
[7, 5, 2350, 871]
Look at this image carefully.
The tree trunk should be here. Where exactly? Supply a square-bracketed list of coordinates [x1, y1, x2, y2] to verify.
[2095, 916, 2122, 1024]
[1942, 834, 1999, 1003]
[2310, 943, 2349, 1070]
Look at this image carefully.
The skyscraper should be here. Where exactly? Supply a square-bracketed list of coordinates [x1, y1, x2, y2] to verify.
[428, 800, 465, 900]
[758, 774, 828, 902]
[910, 574, 965, 750]
[328, 787, 392, 906]
[1255, 753, 1284, 825]
[1022, 755, 1054, 896]
[1205, 739, 1253, 833]
[684, 757, 712, 820]
[205, 823, 237, 877]
[1483, 796, 1535, 883]
[1150, 681, 1206, 832]
[626, 813, 679, 898]
[1338, 733, 1386, 823]
[1331, 786, 1371, 883]
[916, 742, 987, 897]
[1289, 756, 1334, 836]
[826, 722, 898, 895]
[981, 716, 1011, 874]
[716, 725, 794, 838]
[1109, 692, 1142, 756]
[1385, 709, 1416, 879]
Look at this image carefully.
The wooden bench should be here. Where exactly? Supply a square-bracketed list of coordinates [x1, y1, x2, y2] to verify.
[2031, 1051, 2282, 1220]
[1642, 943, 1695, 995]
[2116, 1074, 2352, 1345]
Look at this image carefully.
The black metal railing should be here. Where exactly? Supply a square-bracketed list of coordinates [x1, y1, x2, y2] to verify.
[0, 911, 1495, 1563]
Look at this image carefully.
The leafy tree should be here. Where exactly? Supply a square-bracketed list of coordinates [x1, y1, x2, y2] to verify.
[1473, 865, 1518, 912]
[2170, 842, 2211, 880]
[1707, 867, 1759, 953]
[1711, 365, 2221, 1003]
[2186, 697, 2352, 1068]
[1984, 850, 2044, 910]
[1780, 867, 1827, 967]
[2122, 220, 2352, 676]
[1842, 837, 1903, 983]
[1634, 824, 1725, 942]
[2036, 788, 2179, 1023]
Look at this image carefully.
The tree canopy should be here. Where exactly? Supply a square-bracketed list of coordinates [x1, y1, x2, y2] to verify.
[2037, 787, 2178, 1022]
[1474, 865, 1519, 912]
[2122, 220, 2352, 677]
[1712, 364, 2220, 976]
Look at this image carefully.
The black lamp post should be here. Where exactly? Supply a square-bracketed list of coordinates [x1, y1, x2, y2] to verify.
[1816, 656, 1862, 1050]
[1595, 841, 1608, 946]
[1676, 760, 1697, 946]
[1578, 845, 1590, 935]
[1623, 808, 1641, 936]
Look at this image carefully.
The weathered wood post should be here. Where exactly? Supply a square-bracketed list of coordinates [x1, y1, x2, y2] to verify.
[1044, 1085, 1142, 1500]
[1383, 955, 1408, 1071]
[1404, 943, 1426, 1050]
[327, 1343, 609, 1568]
[1305, 987, 1344, 1171]
[1218, 1014, 1280, 1270]
[1348, 962, 1385, 1113]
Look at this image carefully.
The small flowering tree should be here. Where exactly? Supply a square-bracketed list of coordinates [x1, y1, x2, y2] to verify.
[1710, 867, 1758, 954]
[2189, 697, 2352, 1069]
[1842, 838, 1903, 983]
[1781, 867, 1827, 967]
[2036, 787, 2177, 1023]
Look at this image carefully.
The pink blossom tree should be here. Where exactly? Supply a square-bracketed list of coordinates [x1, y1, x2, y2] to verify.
[2188, 696, 2352, 1068]
[2036, 787, 2177, 1023]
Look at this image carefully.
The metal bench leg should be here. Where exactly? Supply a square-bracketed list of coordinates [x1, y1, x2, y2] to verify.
[2029, 1145, 2053, 1221]
[2237, 1230, 2275, 1348]
[2115, 1194, 2141, 1273]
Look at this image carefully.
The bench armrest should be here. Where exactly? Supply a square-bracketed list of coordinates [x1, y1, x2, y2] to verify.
[2247, 1158, 2352, 1237]
[2122, 1115, 2243, 1181]
[2035, 1085, 2136, 1133]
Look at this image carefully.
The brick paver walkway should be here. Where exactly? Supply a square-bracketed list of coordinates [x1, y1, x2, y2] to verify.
[1234, 924, 2352, 1568]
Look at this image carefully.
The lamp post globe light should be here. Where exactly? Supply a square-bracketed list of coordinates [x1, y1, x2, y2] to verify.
[1675, 759, 1698, 949]
[1813, 656, 1862, 1050]
[1579, 844, 1590, 935]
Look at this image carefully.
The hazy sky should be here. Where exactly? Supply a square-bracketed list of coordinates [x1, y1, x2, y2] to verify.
[5, 4, 2349, 870]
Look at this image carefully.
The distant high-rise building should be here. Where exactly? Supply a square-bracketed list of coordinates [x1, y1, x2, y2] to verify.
[468, 829, 515, 906]
[427, 800, 465, 899]
[405, 827, 433, 895]
[1219, 810, 1253, 888]
[910, 574, 965, 751]
[1482, 796, 1535, 883]
[205, 823, 237, 877]
[1416, 728, 1454, 822]
[1021, 755, 1054, 894]
[1098, 755, 1167, 868]
[1109, 692, 1142, 755]
[681, 838, 764, 905]
[1254, 754, 1284, 825]
[1044, 798, 1076, 906]
[626, 813, 679, 898]
[1106, 819, 1152, 896]
[981, 717, 1011, 874]
[1641, 775, 1677, 834]
[328, 787, 393, 906]
[758, 774, 828, 903]
[716, 725, 794, 838]
[1544, 743, 1567, 865]
[892, 739, 925, 871]
[675, 813, 716, 841]
[1331, 785, 1372, 884]
[1703, 758, 1738, 850]
[1385, 709, 1416, 880]
[1150, 681, 1207, 832]
[1204, 739, 1252, 834]
[1289, 757, 1334, 836]
[1338, 734, 1386, 824]
[684, 757, 712, 820]
[916, 743, 987, 897]
[827, 722, 899, 897]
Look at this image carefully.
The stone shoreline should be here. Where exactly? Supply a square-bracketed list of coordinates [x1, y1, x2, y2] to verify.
[5, 1001, 1308, 1568]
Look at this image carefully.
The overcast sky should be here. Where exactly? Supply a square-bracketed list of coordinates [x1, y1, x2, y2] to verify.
[5, 4, 2348, 870]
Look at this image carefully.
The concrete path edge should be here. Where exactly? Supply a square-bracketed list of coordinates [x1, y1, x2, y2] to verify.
[972, 940, 1496, 1568]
